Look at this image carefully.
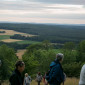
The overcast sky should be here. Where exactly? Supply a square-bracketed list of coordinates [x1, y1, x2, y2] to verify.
[0, 0, 85, 24]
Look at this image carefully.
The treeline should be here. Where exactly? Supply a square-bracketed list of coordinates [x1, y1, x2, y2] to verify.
[0, 31, 5, 33]
[10, 34, 80, 43]
[0, 41, 29, 50]
[0, 23, 85, 43]
[10, 34, 43, 42]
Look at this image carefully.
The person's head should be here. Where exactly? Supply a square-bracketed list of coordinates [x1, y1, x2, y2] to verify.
[56, 53, 64, 63]
[38, 72, 41, 75]
[15, 60, 25, 73]
[25, 73, 28, 77]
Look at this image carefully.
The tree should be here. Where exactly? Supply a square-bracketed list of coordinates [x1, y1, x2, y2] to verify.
[42, 40, 52, 50]
[62, 42, 76, 64]
[77, 40, 85, 62]
[63, 42, 75, 50]
[0, 45, 17, 81]
[62, 50, 77, 64]
[22, 44, 56, 77]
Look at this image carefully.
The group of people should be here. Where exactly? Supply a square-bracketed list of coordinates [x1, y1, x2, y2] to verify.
[9, 53, 85, 85]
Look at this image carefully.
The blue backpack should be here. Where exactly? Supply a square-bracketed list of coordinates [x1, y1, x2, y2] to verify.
[45, 62, 57, 83]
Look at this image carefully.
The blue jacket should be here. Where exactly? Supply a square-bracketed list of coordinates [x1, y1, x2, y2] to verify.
[48, 60, 65, 85]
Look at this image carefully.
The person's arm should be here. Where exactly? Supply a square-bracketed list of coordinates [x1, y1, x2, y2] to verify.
[29, 76, 32, 82]
[60, 70, 65, 83]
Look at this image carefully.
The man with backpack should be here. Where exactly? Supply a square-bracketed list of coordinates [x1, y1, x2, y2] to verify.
[46, 53, 66, 85]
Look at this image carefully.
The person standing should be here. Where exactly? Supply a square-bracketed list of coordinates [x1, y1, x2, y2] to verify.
[9, 60, 25, 85]
[36, 72, 42, 85]
[79, 64, 85, 85]
[24, 73, 32, 85]
[47, 53, 66, 85]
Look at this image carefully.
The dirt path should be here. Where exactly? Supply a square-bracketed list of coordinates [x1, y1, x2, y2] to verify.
[16, 49, 26, 59]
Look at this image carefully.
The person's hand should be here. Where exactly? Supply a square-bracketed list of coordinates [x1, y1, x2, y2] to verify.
[45, 79, 48, 84]
[64, 73, 66, 81]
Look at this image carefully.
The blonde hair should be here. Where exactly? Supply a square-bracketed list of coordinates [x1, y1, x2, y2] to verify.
[25, 73, 28, 76]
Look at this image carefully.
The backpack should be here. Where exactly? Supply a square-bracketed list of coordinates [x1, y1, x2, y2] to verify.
[45, 62, 57, 83]
[46, 61, 65, 85]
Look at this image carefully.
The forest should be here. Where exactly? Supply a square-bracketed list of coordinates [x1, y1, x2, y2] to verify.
[0, 23, 85, 43]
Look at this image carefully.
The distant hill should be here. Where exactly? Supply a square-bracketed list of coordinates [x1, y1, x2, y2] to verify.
[0, 23, 85, 43]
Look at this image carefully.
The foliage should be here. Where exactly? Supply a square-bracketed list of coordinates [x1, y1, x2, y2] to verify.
[63, 62, 82, 77]
[22, 41, 85, 78]
[0, 45, 17, 80]
[63, 42, 75, 50]
[62, 50, 77, 64]
[76, 40, 85, 62]
[22, 43, 56, 76]
[1, 23, 85, 43]
[0, 41, 29, 50]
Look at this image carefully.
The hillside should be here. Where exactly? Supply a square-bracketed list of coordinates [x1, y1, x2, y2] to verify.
[0, 23, 85, 43]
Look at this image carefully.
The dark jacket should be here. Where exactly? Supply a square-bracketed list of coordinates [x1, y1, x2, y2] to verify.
[48, 60, 65, 85]
[9, 69, 23, 85]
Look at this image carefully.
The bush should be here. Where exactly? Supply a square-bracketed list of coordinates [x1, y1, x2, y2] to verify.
[63, 62, 82, 77]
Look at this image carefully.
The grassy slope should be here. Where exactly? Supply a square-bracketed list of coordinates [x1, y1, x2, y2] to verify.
[31, 78, 79, 85]
[2, 78, 79, 85]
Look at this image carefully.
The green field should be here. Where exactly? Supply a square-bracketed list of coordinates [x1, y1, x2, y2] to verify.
[0, 35, 11, 40]
[0, 35, 40, 44]
[16, 40, 41, 44]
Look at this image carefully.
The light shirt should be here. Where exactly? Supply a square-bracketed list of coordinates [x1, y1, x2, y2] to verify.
[24, 76, 31, 84]
[79, 64, 85, 85]
[36, 74, 42, 81]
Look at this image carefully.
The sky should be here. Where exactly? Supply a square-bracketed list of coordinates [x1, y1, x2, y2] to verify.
[0, 0, 85, 24]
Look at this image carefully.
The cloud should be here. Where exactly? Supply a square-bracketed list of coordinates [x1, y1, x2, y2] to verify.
[0, 1, 85, 13]
[23, 0, 85, 5]
[0, 0, 85, 24]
